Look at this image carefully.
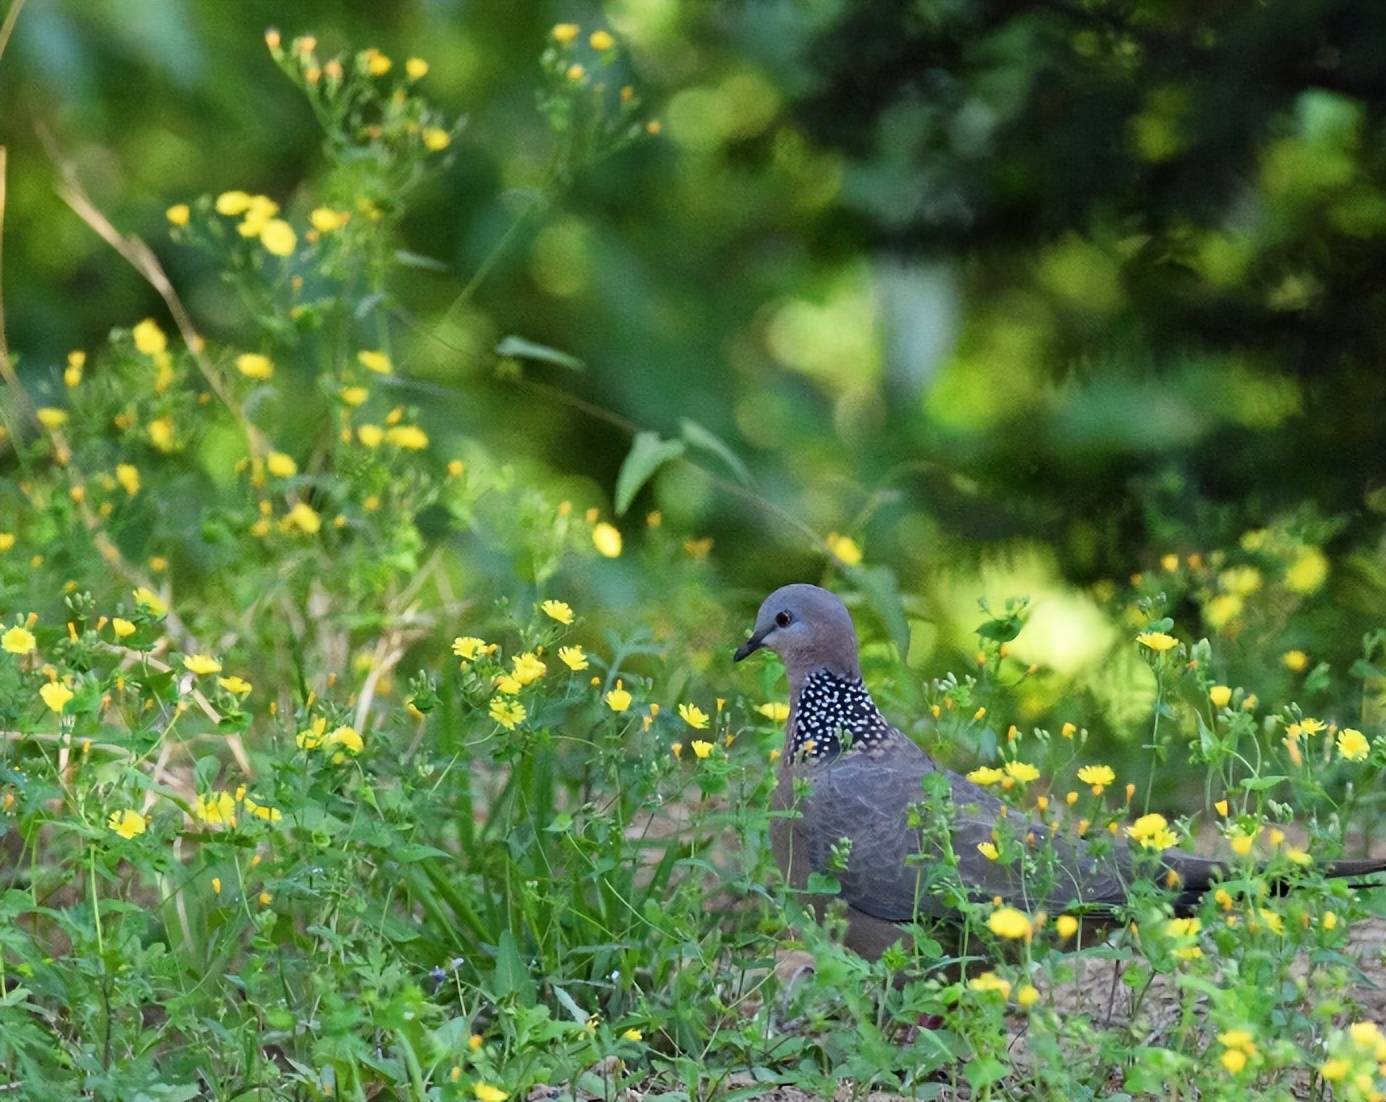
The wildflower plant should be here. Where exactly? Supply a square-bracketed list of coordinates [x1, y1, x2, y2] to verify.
[1, 20, 1385, 1102]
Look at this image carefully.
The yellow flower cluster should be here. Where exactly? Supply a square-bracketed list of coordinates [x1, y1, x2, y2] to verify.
[1126, 812, 1178, 851]
[215, 191, 296, 256]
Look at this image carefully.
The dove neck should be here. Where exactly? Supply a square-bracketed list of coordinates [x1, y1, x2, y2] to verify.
[787, 668, 892, 761]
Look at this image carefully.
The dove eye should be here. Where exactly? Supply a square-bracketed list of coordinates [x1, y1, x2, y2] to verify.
[775, 610, 793, 629]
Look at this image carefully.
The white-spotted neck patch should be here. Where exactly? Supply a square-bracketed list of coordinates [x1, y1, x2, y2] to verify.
[788, 670, 893, 762]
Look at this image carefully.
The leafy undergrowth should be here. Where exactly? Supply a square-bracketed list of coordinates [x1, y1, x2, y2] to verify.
[3, 26, 1386, 1102]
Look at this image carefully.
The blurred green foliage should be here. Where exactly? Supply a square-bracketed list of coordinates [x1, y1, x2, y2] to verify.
[4, 0, 1386, 776]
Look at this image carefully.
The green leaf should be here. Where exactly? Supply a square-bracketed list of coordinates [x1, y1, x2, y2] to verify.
[391, 843, 453, 863]
[679, 418, 750, 485]
[492, 929, 536, 1001]
[805, 872, 841, 895]
[965, 1057, 1008, 1091]
[614, 431, 686, 515]
[495, 335, 585, 371]
[1239, 775, 1289, 792]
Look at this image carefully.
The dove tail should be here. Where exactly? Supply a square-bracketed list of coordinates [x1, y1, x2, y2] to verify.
[1169, 855, 1386, 914]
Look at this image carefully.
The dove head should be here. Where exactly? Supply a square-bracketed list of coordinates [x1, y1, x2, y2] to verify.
[733, 583, 861, 687]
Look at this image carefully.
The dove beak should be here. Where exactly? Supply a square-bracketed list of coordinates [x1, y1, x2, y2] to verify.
[733, 628, 768, 663]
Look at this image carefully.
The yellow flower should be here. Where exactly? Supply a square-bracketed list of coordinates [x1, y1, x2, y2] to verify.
[1214, 888, 1234, 910]
[1320, 1058, 1349, 1082]
[266, 452, 297, 478]
[1283, 649, 1309, 672]
[423, 127, 451, 151]
[757, 702, 790, 723]
[112, 463, 140, 496]
[283, 501, 322, 534]
[678, 702, 710, 730]
[551, 22, 580, 43]
[1286, 547, 1328, 594]
[1056, 914, 1079, 940]
[107, 808, 146, 839]
[1348, 1022, 1383, 1050]
[1127, 812, 1178, 850]
[977, 841, 999, 861]
[340, 385, 368, 406]
[1003, 760, 1039, 784]
[310, 207, 350, 232]
[1077, 764, 1115, 795]
[1060, 721, 1077, 739]
[195, 791, 237, 826]
[325, 725, 363, 755]
[604, 679, 632, 712]
[967, 766, 1005, 786]
[166, 203, 190, 226]
[2, 626, 35, 655]
[40, 681, 74, 712]
[511, 652, 547, 685]
[236, 353, 274, 380]
[489, 698, 526, 730]
[133, 586, 167, 616]
[541, 599, 574, 625]
[452, 636, 489, 661]
[967, 971, 1011, 997]
[474, 1086, 508, 1102]
[36, 407, 69, 429]
[243, 798, 281, 820]
[589, 29, 615, 50]
[1229, 828, 1257, 858]
[1016, 984, 1040, 1008]
[987, 906, 1032, 940]
[386, 425, 429, 450]
[1136, 631, 1178, 652]
[218, 675, 252, 695]
[1220, 1049, 1247, 1074]
[0, 533, 13, 552]
[296, 717, 328, 750]
[215, 190, 254, 216]
[1209, 684, 1232, 708]
[1338, 727, 1370, 762]
[182, 654, 222, 676]
[1322, 910, 1338, 930]
[147, 416, 175, 451]
[1163, 916, 1202, 959]
[493, 674, 523, 695]
[365, 49, 392, 75]
[1300, 717, 1325, 735]
[592, 522, 623, 558]
[691, 740, 713, 759]
[358, 424, 384, 448]
[405, 57, 429, 80]
[259, 219, 296, 256]
[558, 646, 589, 671]
[621, 1027, 642, 1041]
[358, 350, 393, 375]
[132, 318, 168, 355]
[1214, 798, 1229, 817]
[825, 532, 862, 565]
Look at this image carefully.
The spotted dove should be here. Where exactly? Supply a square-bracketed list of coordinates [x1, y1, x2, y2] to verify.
[734, 583, 1386, 960]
